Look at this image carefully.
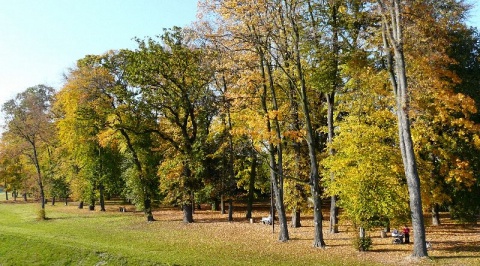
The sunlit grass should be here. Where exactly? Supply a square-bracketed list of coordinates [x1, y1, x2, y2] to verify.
[0, 202, 478, 265]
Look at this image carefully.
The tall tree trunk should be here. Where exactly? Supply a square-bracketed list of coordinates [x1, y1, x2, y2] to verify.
[144, 195, 155, 221]
[51, 196, 56, 206]
[289, 9, 325, 247]
[259, 49, 289, 242]
[228, 199, 234, 221]
[183, 203, 194, 223]
[98, 184, 105, 211]
[33, 146, 46, 214]
[432, 203, 441, 226]
[327, 93, 338, 234]
[326, 0, 340, 235]
[89, 198, 95, 211]
[246, 152, 257, 220]
[291, 209, 301, 228]
[5, 191, 8, 201]
[379, 0, 427, 257]
[64, 196, 68, 206]
[220, 194, 226, 214]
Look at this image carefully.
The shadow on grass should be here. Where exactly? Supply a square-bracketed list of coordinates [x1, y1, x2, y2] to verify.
[432, 241, 480, 252]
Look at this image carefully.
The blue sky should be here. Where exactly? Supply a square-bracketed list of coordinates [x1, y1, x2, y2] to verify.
[0, 0, 199, 108]
[0, 0, 479, 113]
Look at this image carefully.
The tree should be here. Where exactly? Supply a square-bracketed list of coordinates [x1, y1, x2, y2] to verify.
[2, 85, 56, 219]
[125, 28, 217, 223]
[377, 0, 427, 257]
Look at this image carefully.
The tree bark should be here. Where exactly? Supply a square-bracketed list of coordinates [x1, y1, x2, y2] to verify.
[246, 152, 257, 220]
[144, 196, 155, 221]
[5, 191, 8, 201]
[379, 0, 428, 257]
[228, 199, 233, 221]
[89, 198, 95, 211]
[291, 209, 301, 228]
[290, 12, 325, 247]
[432, 203, 441, 226]
[51, 196, 55, 206]
[258, 48, 289, 242]
[78, 201, 84, 209]
[220, 194, 226, 214]
[183, 203, 194, 223]
[327, 0, 340, 235]
[99, 184, 106, 212]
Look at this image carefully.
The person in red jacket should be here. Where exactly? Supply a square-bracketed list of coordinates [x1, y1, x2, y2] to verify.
[402, 225, 410, 244]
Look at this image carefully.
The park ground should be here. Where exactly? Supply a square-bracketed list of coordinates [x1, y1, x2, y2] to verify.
[0, 196, 479, 265]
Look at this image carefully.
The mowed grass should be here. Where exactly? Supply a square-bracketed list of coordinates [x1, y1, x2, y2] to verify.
[0, 197, 479, 266]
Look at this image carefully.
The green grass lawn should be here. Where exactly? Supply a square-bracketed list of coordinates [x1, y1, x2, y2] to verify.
[1, 201, 478, 266]
[0, 203, 364, 266]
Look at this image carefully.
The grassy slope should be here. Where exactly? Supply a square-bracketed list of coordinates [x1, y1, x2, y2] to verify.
[1, 199, 478, 266]
[0, 203, 364, 266]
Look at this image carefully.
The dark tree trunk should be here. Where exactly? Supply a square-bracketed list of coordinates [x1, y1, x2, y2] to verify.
[265, 61, 289, 242]
[432, 203, 441, 226]
[228, 199, 233, 221]
[99, 184, 106, 212]
[13, 190, 17, 201]
[144, 197, 155, 221]
[89, 198, 95, 211]
[326, 0, 340, 235]
[212, 200, 219, 211]
[289, 8, 325, 247]
[5, 191, 8, 201]
[64, 196, 68, 206]
[183, 203, 194, 223]
[291, 209, 301, 228]
[246, 152, 257, 220]
[78, 201, 84, 209]
[23, 192, 27, 201]
[51, 196, 55, 206]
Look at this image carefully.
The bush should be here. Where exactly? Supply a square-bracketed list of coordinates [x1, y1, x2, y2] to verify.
[36, 209, 46, 220]
[353, 236, 372, 251]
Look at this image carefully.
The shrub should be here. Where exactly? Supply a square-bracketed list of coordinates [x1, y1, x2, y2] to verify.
[36, 209, 46, 220]
[353, 236, 372, 251]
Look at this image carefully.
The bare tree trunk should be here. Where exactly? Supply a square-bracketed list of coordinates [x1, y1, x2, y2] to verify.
[144, 196, 155, 222]
[259, 49, 289, 242]
[99, 184, 106, 212]
[379, 0, 427, 257]
[220, 194, 226, 214]
[228, 199, 233, 221]
[51, 196, 55, 206]
[246, 152, 257, 220]
[289, 9, 325, 247]
[78, 201, 84, 209]
[432, 203, 441, 226]
[183, 203, 193, 223]
[291, 209, 301, 228]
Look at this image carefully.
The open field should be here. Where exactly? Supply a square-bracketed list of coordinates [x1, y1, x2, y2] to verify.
[0, 199, 479, 266]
